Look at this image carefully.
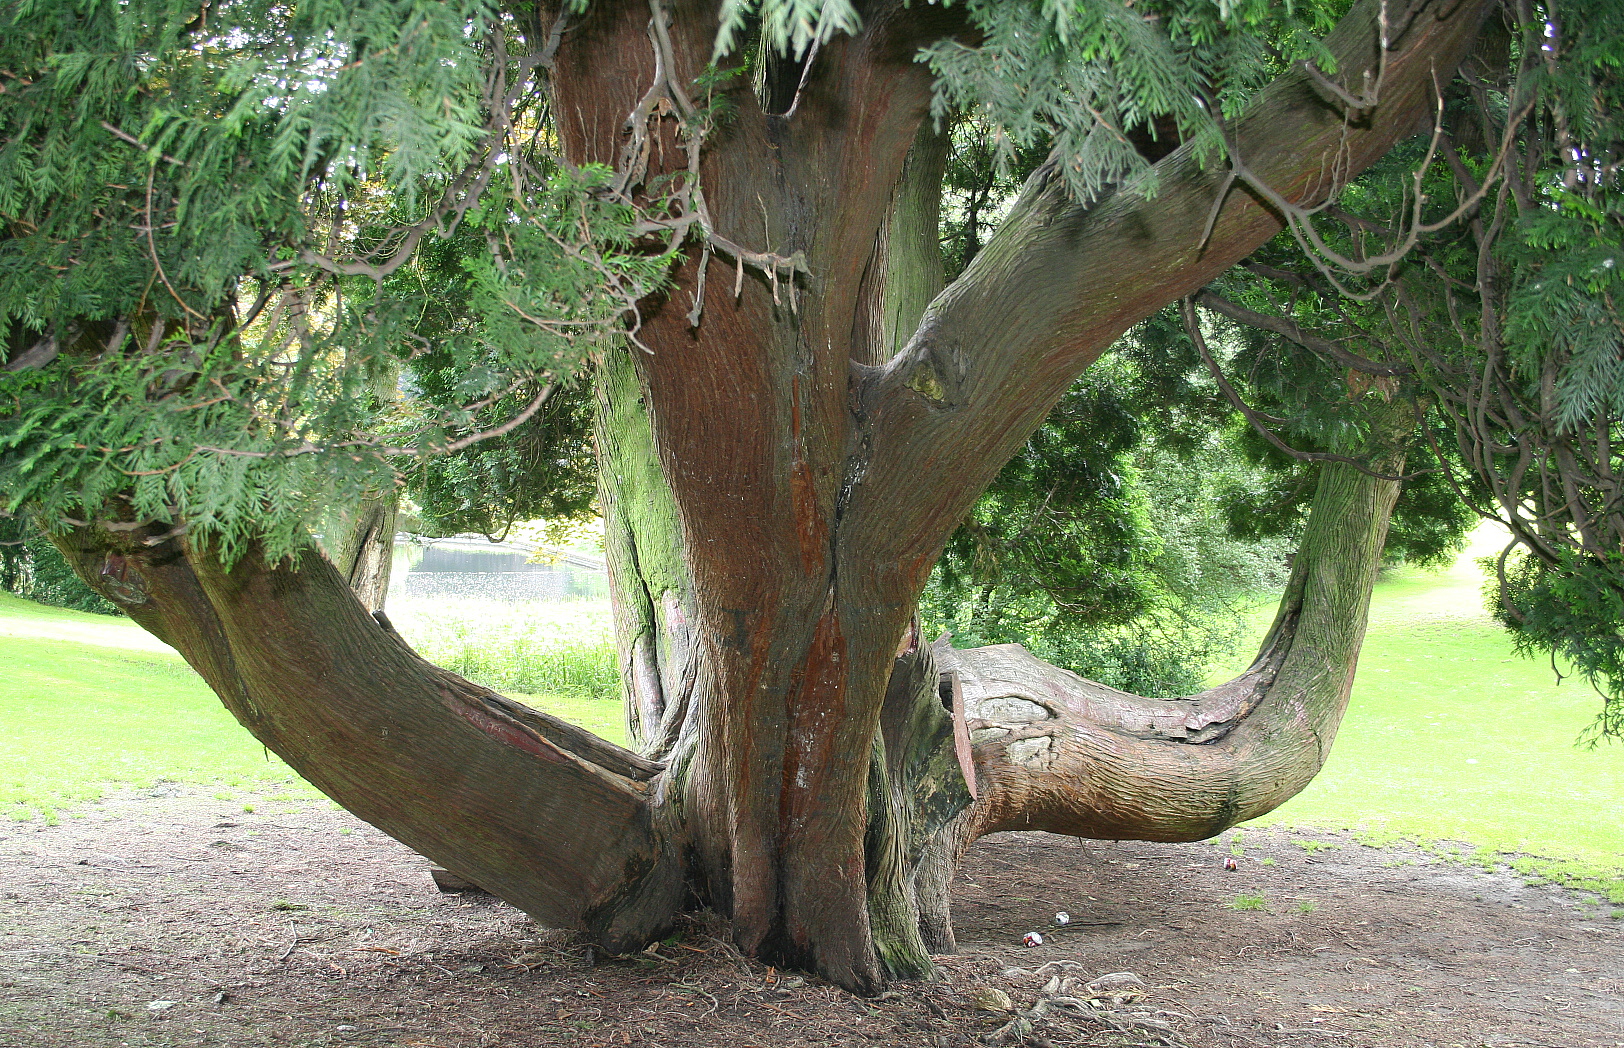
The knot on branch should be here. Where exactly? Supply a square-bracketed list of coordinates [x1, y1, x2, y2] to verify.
[97, 552, 151, 606]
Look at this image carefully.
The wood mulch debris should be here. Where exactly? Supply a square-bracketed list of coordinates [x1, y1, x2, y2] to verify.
[1, 787, 1620, 1048]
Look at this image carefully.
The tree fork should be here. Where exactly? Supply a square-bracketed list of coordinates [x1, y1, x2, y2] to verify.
[562, 0, 1490, 992]
[29, 0, 1497, 997]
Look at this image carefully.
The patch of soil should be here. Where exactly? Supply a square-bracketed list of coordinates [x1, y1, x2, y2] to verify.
[1, 788, 1620, 1048]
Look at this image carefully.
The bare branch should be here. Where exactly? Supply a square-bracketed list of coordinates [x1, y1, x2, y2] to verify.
[1195, 290, 1412, 376]
[3, 333, 58, 372]
[100, 121, 186, 167]
[1182, 299, 1426, 482]
[437, 384, 557, 453]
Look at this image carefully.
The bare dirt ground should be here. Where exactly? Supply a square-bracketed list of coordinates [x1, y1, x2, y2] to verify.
[1, 787, 1620, 1048]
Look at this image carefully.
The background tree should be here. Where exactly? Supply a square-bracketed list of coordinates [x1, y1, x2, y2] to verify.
[0, 515, 119, 614]
[920, 340, 1293, 698]
[0, 0, 1495, 991]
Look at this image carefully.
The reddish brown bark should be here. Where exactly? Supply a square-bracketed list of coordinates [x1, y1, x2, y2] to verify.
[558, 0, 1492, 989]
[551, 0, 971, 988]
[50, 0, 1496, 994]
[51, 525, 682, 951]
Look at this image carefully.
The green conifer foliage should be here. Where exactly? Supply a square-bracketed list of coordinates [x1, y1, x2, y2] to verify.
[0, 0, 1355, 558]
[0, 0, 675, 562]
[0, 516, 119, 614]
[0, 0, 1352, 584]
[1202, 0, 1624, 737]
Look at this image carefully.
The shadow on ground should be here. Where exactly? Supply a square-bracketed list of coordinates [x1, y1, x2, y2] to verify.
[1, 789, 1620, 1047]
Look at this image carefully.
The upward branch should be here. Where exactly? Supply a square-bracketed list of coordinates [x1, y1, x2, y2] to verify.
[843, 0, 1494, 578]
[953, 435, 1407, 843]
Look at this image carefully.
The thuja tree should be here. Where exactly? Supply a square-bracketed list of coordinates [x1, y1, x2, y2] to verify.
[0, 0, 1495, 990]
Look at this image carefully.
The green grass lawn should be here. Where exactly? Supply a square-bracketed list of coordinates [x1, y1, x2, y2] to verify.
[0, 541, 1619, 902]
[0, 590, 624, 822]
[1216, 526, 1624, 900]
[0, 609, 311, 821]
[510, 689, 627, 746]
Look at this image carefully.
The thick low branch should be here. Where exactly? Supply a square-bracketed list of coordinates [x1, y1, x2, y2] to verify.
[51, 525, 684, 950]
[947, 446, 1404, 843]
[844, 0, 1492, 581]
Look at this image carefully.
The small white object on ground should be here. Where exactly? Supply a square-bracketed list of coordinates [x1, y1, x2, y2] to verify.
[1053, 911, 1070, 926]
[1022, 931, 1044, 947]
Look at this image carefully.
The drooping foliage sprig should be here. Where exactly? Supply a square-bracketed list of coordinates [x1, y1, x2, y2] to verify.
[1491, 546, 1624, 743]
[1204, 0, 1624, 738]
[0, 0, 679, 563]
[716, 0, 1342, 206]
[919, 0, 1341, 204]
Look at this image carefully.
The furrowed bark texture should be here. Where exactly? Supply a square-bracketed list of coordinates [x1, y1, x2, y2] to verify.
[565, 0, 1489, 989]
[555, 0, 971, 989]
[596, 343, 700, 760]
[864, 622, 975, 976]
[957, 452, 1404, 842]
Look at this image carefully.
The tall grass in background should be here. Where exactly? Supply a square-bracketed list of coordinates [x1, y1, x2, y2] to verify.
[390, 597, 619, 699]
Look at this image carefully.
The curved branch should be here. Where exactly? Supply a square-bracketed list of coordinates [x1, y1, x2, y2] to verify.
[843, 0, 1493, 588]
[1181, 298, 1429, 482]
[50, 525, 685, 950]
[1194, 289, 1411, 377]
[946, 426, 1406, 843]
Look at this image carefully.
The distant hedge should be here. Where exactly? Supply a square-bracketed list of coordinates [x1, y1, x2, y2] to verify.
[0, 518, 120, 615]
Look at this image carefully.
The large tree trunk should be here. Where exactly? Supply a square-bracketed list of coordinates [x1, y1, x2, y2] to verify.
[556, 0, 1489, 990]
[51, 0, 1492, 994]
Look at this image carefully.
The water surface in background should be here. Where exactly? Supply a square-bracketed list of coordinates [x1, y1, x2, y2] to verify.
[390, 543, 608, 602]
